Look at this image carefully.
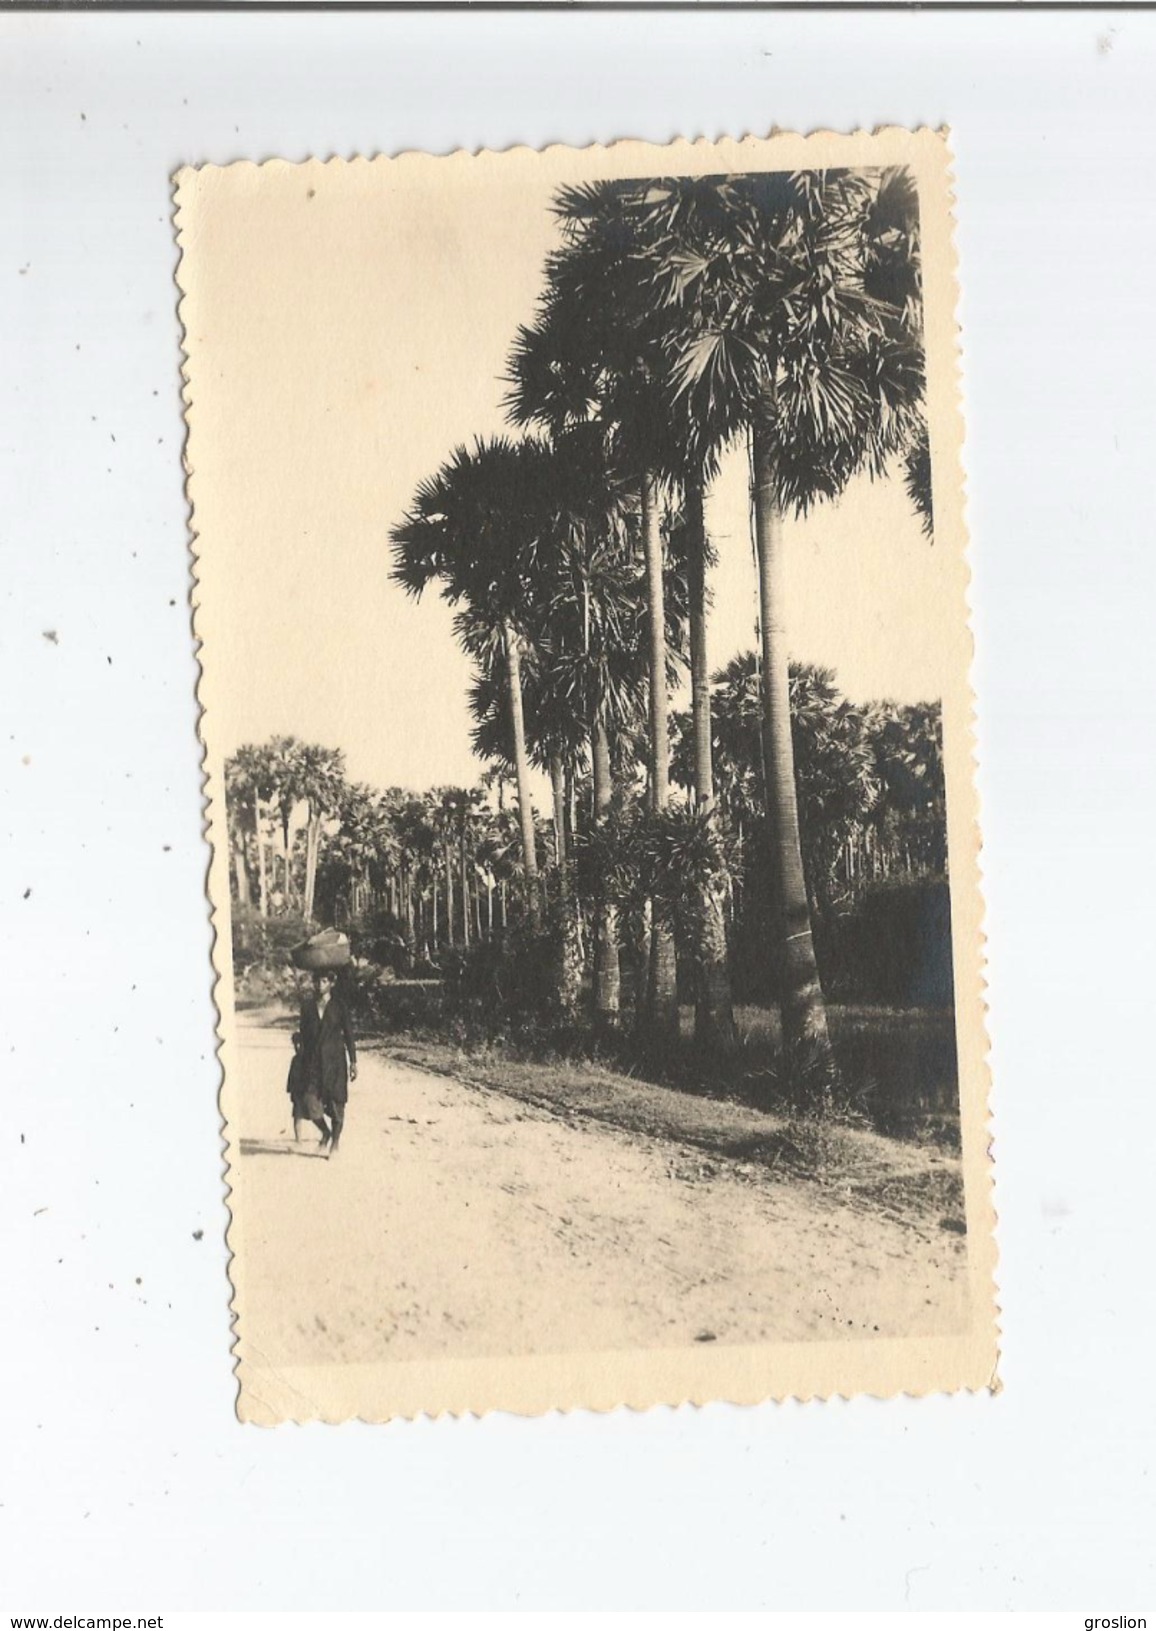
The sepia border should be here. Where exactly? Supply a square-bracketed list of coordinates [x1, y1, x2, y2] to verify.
[174, 127, 998, 1424]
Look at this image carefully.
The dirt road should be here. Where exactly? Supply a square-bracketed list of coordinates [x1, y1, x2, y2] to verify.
[230, 1020, 967, 1368]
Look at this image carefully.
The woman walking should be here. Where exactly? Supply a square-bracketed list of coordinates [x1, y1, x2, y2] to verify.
[298, 969, 357, 1155]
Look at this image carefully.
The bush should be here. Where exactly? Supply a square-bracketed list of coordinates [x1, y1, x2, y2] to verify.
[235, 961, 303, 1007]
[230, 902, 266, 978]
[343, 964, 444, 1033]
[816, 876, 954, 1005]
[442, 923, 571, 1039]
[743, 1031, 858, 1120]
[345, 906, 413, 974]
[230, 905, 312, 978]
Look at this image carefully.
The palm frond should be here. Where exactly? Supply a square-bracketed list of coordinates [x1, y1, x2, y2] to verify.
[903, 419, 934, 538]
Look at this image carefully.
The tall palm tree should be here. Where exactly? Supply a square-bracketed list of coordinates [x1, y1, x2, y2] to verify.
[642, 167, 926, 1061]
[391, 438, 551, 928]
[511, 184, 744, 1050]
[507, 224, 690, 1041]
[466, 430, 653, 1021]
[535, 473, 658, 1031]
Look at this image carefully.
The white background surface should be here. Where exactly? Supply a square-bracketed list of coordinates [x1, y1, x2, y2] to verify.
[2, 6, 1154, 1613]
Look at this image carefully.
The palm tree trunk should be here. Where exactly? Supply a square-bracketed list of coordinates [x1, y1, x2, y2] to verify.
[549, 754, 567, 867]
[233, 838, 250, 908]
[302, 811, 312, 920]
[281, 813, 295, 908]
[634, 897, 653, 1037]
[254, 792, 268, 918]
[504, 620, 541, 928]
[751, 424, 832, 1061]
[685, 472, 738, 1054]
[303, 810, 320, 923]
[641, 472, 678, 1040]
[686, 474, 714, 814]
[548, 753, 581, 1019]
[591, 719, 620, 1033]
[647, 928, 679, 1035]
[444, 844, 455, 948]
[460, 837, 470, 949]
[643, 474, 672, 804]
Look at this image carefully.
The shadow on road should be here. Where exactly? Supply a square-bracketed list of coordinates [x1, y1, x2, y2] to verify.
[238, 1137, 329, 1161]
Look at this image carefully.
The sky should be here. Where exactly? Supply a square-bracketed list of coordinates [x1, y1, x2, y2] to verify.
[188, 156, 952, 796]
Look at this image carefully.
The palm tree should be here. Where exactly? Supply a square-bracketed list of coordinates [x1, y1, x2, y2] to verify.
[507, 222, 690, 1041]
[326, 780, 394, 923]
[865, 697, 946, 880]
[297, 743, 347, 923]
[393, 795, 440, 955]
[791, 668, 878, 909]
[688, 652, 767, 842]
[642, 167, 926, 1061]
[261, 734, 310, 908]
[536, 475, 655, 1031]
[465, 430, 653, 1020]
[904, 421, 933, 539]
[225, 751, 256, 910]
[430, 786, 484, 947]
[226, 743, 281, 917]
[511, 183, 745, 1049]
[391, 438, 550, 928]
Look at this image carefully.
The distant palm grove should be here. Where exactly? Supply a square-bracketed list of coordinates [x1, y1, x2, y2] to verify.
[225, 167, 950, 1099]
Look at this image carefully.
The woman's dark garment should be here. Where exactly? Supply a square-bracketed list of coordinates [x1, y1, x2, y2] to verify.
[299, 994, 356, 1114]
[286, 1044, 325, 1123]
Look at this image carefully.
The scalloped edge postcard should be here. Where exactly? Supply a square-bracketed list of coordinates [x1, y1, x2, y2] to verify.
[175, 129, 997, 1423]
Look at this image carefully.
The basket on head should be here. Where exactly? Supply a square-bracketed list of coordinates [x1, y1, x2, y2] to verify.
[290, 929, 352, 972]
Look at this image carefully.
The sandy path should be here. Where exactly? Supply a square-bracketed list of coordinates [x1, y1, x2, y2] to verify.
[230, 1021, 967, 1367]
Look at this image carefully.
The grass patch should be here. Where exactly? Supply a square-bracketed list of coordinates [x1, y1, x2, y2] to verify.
[727, 1002, 961, 1148]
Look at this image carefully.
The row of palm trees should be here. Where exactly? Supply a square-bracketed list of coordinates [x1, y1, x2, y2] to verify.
[685, 659, 946, 917]
[389, 165, 932, 1062]
[225, 666, 945, 987]
[225, 737, 347, 923]
[226, 746, 528, 951]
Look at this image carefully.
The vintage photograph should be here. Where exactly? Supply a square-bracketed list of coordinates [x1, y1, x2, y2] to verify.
[176, 130, 995, 1421]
